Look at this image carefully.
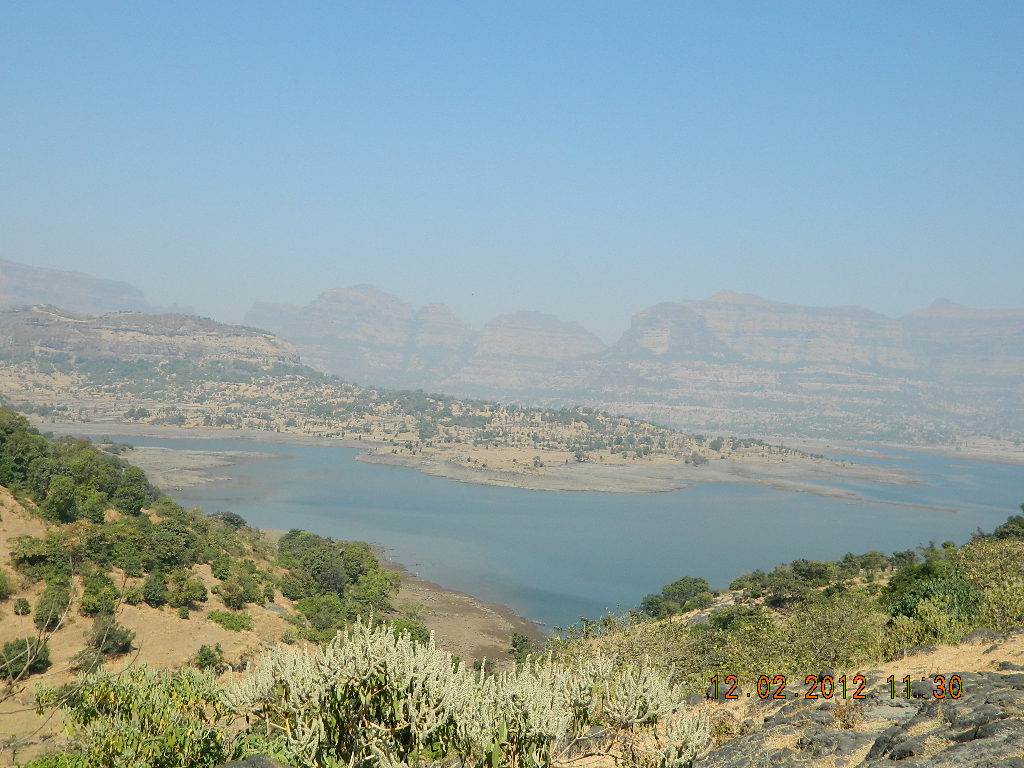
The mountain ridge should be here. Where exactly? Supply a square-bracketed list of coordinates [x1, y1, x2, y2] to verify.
[241, 284, 1024, 442]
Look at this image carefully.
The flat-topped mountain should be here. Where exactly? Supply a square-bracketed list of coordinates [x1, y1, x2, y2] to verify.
[0, 306, 299, 366]
[244, 286, 1024, 442]
[247, 285, 474, 386]
[2, 255, 1020, 442]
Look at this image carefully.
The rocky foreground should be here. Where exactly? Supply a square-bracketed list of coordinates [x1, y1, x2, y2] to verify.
[697, 630, 1024, 767]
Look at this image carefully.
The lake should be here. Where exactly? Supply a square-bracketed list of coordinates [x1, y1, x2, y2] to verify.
[88, 434, 1024, 629]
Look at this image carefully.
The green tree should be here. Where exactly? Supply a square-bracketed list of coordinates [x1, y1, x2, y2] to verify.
[151, 518, 200, 570]
[510, 631, 534, 663]
[79, 571, 119, 615]
[299, 546, 348, 596]
[192, 643, 224, 672]
[168, 572, 208, 609]
[708, 605, 772, 632]
[296, 592, 349, 632]
[210, 555, 232, 581]
[993, 511, 1024, 540]
[80, 489, 109, 523]
[143, 572, 169, 607]
[112, 466, 151, 515]
[41, 475, 78, 523]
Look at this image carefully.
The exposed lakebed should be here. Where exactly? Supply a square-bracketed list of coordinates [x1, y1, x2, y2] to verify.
[58, 428, 1021, 631]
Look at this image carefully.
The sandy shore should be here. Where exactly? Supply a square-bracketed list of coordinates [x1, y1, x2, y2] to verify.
[39, 418, 943, 507]
[257, 530, 545, 664]
[382, 557, 547, 661]
[357, 445, 924, 503]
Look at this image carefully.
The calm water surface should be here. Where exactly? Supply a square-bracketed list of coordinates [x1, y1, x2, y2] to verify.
[94, 435, 1023, 629]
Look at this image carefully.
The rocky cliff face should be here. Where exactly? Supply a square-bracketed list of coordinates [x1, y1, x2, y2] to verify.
[406, 303, 476, 379]
[0, 306, 299, 365]
[0, 259, 155, 315]
[243, 287, 1024, 441]
[440, 311, 606, 396]
[245, 286, 474, 386]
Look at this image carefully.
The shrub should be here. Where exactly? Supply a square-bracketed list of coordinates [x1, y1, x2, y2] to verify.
[70, 647, 104, 674]
[143, 571, 170, 607]
[14, 597, 31, 615]
[0, 567, 11, 600]
[88, 615, 136, 656]
[34, 584, 72, 631]
[207, 610, 253, 632]
[192, 643, 225, 672]
[22, 752, 85, 768]
[168, 572, 208, 609]
[35, 666, 232, 767]
[1, 637, 51, 679]
[391, 616, 431, 645]
[222, 618, 712, 768]
[708, 605, 771, 632]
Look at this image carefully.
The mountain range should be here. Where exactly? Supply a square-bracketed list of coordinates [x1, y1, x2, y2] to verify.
[245, 285, 1024, 441]
[2, 259, 1021, 441]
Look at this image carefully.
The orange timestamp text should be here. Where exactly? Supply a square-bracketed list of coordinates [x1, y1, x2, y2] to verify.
[709, 673, 963, 701]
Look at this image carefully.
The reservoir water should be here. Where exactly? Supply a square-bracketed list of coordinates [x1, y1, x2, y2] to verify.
[84, 434, 1023, 629]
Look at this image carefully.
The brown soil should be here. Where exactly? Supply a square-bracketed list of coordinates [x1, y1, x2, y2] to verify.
[385, 559, 546, 664]
[1, 502, 542, 765]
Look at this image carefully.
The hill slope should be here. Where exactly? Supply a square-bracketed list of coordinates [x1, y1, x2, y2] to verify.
[0, 305, 839, 495]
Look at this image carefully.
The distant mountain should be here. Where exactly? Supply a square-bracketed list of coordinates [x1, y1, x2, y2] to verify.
[0, 259, 160, 314]
[244, 286, 1024, 442]
[246, 285, 474, 387]
[0, 305, 299, 366]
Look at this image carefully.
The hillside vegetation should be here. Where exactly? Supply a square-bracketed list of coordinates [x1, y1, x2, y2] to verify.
[0, 306, 813, 478]
[567, 515, 1024, 696]
[4, 404, 1024, 765]
[0, 407, 426, 761]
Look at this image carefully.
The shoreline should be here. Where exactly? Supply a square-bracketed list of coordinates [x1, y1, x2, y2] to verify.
[36, 418, 936, 503]
[261, 529, 547, 663]
[29, 418, 1007, 651]
[379, 551, 549, 657]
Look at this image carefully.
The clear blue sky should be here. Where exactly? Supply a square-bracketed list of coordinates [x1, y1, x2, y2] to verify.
[2, 1, 1022, 341]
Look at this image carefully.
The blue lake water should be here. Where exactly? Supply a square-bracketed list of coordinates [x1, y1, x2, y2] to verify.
[88, 434, 1023, 629]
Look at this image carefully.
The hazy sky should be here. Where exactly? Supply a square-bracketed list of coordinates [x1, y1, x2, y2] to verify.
[2, 2, 1022, 342]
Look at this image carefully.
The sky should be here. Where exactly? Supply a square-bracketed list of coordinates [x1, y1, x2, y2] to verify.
[2, 2, 1022, 342]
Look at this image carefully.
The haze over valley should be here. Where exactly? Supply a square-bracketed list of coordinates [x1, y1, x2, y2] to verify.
[3, 5, 1024, 766]
[2, 258, 1021, 448]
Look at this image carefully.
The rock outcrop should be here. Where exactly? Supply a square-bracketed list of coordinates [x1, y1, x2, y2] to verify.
[696, 664, 1024, 766]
